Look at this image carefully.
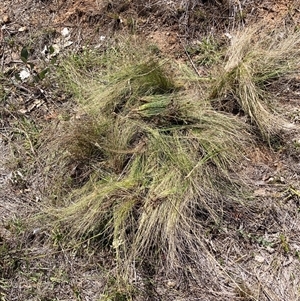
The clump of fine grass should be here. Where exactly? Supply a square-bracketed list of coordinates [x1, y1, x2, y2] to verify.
[210, 24, 300, 140]
[46, 37, 252, 278]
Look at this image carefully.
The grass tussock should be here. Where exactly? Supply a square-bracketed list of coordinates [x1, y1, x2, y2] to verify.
[210, 24, 300, 139]
[29, 25, 300, 280]
[46, 37, 253, 277]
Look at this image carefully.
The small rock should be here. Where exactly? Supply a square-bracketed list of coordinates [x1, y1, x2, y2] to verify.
[33, 228, 41, 235]
[266, 177, 275, 184]
[254, 255, 265, 263]
[61, 27, 70, 37]
[224, 32, 233, 40]
[279, 176, 285, 183]
[18, 26, 28, 32]
[19, 69, 31, 81]
[166, 280, 176, 288]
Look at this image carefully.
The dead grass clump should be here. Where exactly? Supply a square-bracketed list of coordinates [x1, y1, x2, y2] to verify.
[210, 24, 300, 140]
[65, 117, 109, 163]
[47, 38, 252, 279]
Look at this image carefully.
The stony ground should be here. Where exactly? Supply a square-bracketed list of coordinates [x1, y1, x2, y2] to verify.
[1, 1, 300, 300]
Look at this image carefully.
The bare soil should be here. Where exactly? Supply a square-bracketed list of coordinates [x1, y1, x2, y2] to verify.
[1, 1, 300, 300]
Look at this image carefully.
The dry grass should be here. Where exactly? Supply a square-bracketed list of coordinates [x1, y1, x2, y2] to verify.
[1, 1, 300, 300]
[5, 23, 300, 299]
[45, 37, 253, 281]
[210, 24, 300, 139]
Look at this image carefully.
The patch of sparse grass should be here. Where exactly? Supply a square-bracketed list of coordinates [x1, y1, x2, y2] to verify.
[0, 73, 7, 102]
[210, 24, 300, 140]
[101, 274, 134, 301]
[235, 282, 255, 301]
[0, 223, 27, 300]
[279, 233, 290, 254]
[187, 36, 223, 67]
[4, 116, 42, 190]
